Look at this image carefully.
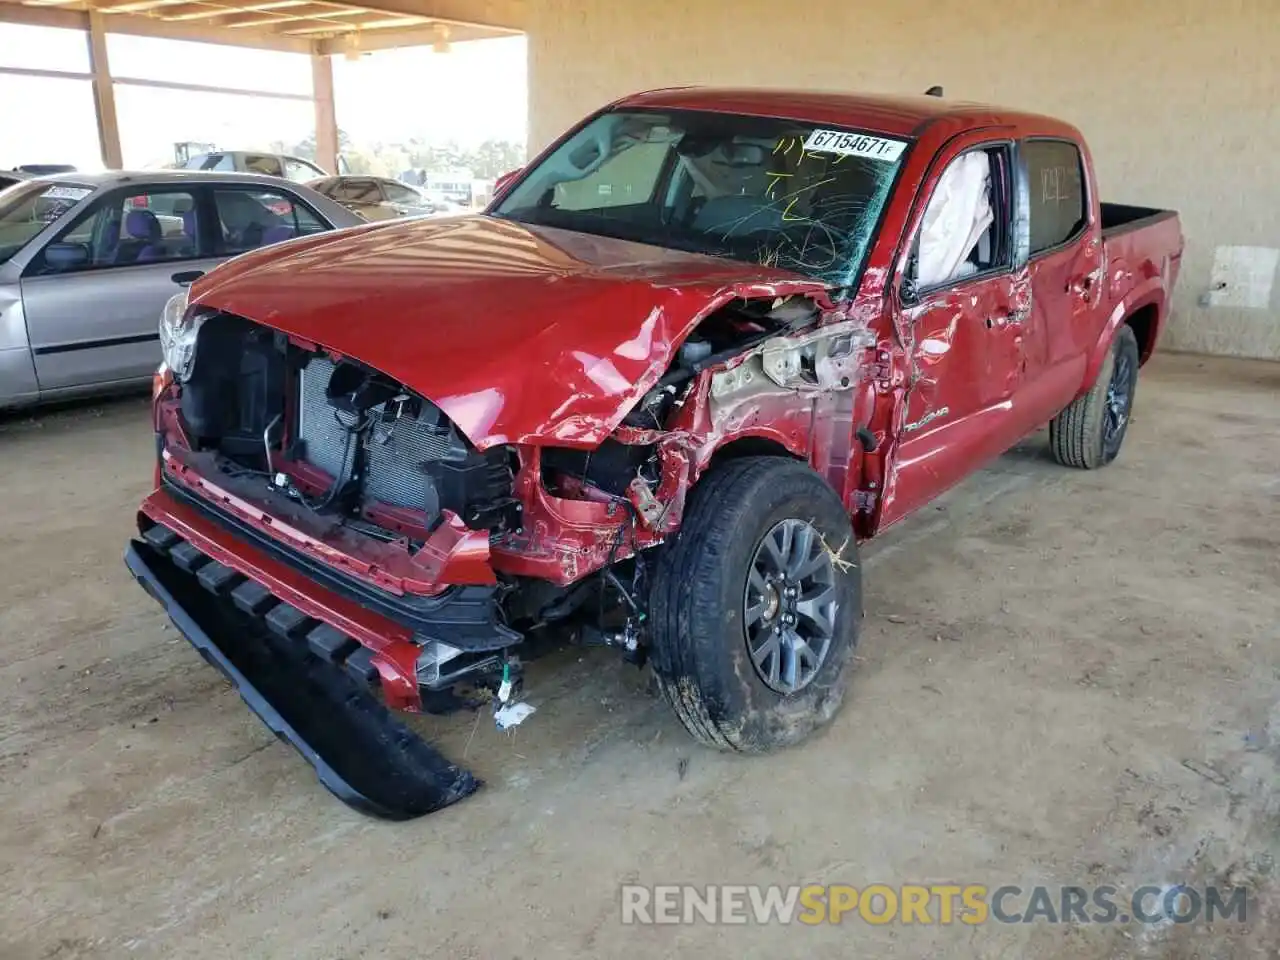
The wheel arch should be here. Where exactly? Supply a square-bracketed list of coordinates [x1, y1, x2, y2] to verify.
[1078, 286, 1165, 401]
[706, 433, 806, 470]
[1124, 302, 1160, 365]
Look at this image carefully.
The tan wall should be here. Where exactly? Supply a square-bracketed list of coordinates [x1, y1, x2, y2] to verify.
[526, 0, 1280, 359]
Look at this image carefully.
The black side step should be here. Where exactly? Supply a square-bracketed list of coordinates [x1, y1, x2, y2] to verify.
[125, 538, 479, 820]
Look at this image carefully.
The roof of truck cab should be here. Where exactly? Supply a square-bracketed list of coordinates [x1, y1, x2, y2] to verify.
[615, 87, 1063, 139]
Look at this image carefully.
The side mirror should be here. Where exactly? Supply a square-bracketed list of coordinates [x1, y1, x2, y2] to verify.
[171, 270, 204, 286]
[42, 242, 90, 272]
[493, 168, 522, 196]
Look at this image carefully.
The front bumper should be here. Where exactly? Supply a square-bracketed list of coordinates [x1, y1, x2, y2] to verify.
[138, 485, 519, 711]
[126, 531, 480, 819]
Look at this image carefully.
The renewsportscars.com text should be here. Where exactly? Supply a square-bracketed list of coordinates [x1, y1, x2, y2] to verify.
[620, 884, 1249, 926]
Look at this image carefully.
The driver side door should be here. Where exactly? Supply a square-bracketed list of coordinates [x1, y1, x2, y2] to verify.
[881, 135, 1034, 525]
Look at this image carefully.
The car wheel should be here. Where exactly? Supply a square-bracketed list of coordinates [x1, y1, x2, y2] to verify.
[649, 457, 861, 752]
[1050, 324, 1140, 469]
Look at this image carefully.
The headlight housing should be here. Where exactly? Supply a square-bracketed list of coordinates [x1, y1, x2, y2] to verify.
[158, 288, 207, 382]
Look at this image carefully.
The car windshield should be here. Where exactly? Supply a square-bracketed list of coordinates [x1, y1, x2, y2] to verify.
[0, 180, 93, 266]
[494, 108, 908, 288]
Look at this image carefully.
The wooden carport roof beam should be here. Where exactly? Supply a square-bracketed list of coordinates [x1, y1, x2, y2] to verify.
[0, 1, 316, 51]
[311, 50, 338, 173]
[86, 8, 123, 169]
[88, 0, 525, 28]
[161, 2, 316, 20]
[0, 0, 523, 50]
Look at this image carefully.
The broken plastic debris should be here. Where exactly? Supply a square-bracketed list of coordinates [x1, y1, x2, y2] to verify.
[494, 702, 536, 731]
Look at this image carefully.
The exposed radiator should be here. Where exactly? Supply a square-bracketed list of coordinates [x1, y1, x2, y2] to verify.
[297, 356, 457, 511]
[297, 357, 352, 480]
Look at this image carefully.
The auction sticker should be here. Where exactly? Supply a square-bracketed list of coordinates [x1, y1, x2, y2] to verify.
[803, 130, 906, 162]
[41, 186, 92, 201]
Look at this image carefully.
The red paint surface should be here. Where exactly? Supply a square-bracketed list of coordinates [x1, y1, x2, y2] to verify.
[157, 91, 1184, 707]
[190, 215, 827, 450]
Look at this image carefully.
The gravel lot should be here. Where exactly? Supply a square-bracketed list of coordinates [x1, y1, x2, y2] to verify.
[1, 352, 1277, 959]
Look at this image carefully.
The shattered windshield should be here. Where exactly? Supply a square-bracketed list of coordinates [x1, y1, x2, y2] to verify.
[494, 108, 907, 288]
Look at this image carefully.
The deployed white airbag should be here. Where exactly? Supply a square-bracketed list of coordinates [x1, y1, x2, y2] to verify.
[916, 151, 994, 288]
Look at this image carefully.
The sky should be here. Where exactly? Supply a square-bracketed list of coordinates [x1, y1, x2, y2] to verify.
[0, 23, 526, 171]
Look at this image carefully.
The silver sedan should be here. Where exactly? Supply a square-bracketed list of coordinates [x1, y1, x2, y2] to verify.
[0, 170, 362, 410]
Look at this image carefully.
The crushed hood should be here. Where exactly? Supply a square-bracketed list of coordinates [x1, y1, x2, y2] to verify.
[192, 214, 828, 448]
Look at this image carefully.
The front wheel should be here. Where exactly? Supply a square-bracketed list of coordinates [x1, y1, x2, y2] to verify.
[1050, 324, 1140, 469]
[649, 458, 861, 752]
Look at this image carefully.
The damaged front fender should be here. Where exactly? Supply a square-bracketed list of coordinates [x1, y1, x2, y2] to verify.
[436, 275, 838, 449]
[492, 316, 880, 586]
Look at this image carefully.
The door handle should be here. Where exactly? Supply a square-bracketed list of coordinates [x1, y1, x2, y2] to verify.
[986, 306, 1030, 329]
[1068, 274, 1097, 301]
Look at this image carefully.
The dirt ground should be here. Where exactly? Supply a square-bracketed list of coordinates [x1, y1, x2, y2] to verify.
[0, 352, 1277, 960]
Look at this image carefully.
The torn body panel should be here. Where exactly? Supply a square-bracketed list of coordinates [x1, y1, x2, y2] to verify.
[493, 313, 879, 586]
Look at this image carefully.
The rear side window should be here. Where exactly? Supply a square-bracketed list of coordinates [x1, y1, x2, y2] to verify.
[1024, 140, 1087, 254]
[195, 154, 234, 171]
[382, 181, 421, 204]
[242, 154, 284, 177]
[331, 179, 381, 203]
[284, 157, 324, 182]
[212, 188, 327, 255]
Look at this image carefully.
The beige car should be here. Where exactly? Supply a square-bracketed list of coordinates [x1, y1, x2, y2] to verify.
[307, 176, 452, 221]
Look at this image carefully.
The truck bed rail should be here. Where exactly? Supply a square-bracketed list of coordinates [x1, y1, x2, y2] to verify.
[1099, 202, 1178, 238]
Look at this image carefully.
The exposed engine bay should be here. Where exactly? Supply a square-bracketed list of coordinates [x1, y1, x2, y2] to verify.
[178, 314, 519, 542]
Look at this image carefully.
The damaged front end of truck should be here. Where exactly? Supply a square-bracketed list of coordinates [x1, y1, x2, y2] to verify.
[125, 92, 908, 816]
[126, 246, 878, 817]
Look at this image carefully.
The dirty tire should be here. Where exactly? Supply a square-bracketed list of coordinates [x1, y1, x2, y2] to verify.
[649, 457, 861, 753]
[1050, 325, 1140, 469]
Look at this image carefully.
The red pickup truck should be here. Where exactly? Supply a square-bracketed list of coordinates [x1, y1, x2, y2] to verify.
[127, 88, 1183, 818]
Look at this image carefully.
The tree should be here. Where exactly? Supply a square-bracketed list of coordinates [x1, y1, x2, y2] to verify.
[288, 129, 354, 165]
[471, 139, 527, 178]
[286, 131, 528, 182]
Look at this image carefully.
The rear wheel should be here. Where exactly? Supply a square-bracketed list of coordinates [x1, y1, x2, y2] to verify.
[1050, 324, 1140, 469]
[649, 458, 861, 752]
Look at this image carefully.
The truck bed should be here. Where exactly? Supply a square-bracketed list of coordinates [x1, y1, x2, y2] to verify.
[1099, 202, 1178, 238]
[1096, 202, 1183, 363]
